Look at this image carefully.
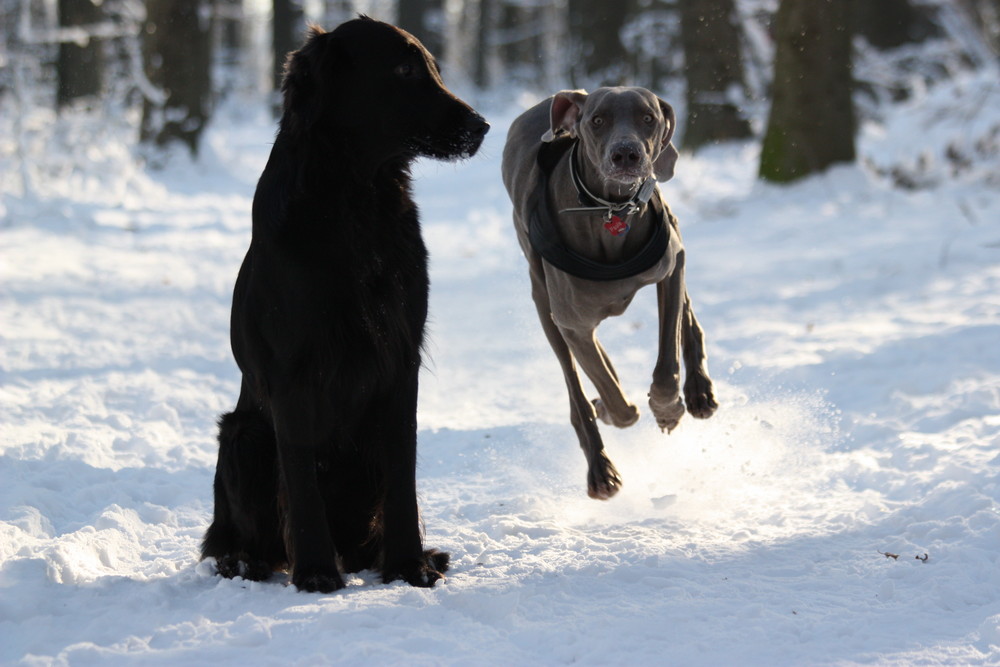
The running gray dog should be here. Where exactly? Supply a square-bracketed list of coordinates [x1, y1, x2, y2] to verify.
[501, 87, 717, 500]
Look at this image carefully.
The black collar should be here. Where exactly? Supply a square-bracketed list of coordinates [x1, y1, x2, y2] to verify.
[527, 138, 670, 282]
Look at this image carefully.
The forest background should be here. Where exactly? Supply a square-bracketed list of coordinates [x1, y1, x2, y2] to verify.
[3, 0, 999, 183]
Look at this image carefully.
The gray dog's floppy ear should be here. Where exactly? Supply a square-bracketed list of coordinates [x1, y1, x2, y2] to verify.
[654, 98, 679, 182]
[541, 90, 588, 142]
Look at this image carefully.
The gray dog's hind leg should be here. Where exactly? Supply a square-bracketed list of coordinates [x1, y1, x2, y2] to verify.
[561, 328, 641, 429]
[528, 261, 623, 500]
[590, 338, 642, 428]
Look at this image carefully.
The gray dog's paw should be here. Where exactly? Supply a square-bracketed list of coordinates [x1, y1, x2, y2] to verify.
[684, 373, 718, 420]
[592, 398, 640, 428]
[648, 386, 685, 433]
[587, 450, 623, 500]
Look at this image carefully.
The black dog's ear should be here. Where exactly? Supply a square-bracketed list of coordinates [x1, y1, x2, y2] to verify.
[654, 97, 679, 182]
[280, 25, 340, 137]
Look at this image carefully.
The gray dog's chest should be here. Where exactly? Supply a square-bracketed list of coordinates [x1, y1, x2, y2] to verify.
[545, 234, 679, 330]
[537, 147, 682, 330]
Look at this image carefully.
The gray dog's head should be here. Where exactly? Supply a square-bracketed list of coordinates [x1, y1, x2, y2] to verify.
[541, 87, 679, 188]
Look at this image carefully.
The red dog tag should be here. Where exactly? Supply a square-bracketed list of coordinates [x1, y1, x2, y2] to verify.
[604, 215, 629, 236]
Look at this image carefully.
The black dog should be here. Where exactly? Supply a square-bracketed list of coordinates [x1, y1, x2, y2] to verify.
[201, 17, 488, 593]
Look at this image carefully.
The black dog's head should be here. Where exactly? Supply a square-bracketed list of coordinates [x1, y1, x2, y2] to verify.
[280, 17, 489, 167]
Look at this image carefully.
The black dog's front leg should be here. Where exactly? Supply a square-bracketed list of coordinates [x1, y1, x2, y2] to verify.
[272, 396, 344, 593]
[377, 366, 449, 587]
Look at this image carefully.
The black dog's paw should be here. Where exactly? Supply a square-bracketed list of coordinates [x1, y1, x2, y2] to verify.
[339, 546, 379, 575]
[292, 566, 345, 594]
[383, 551, 449, 588]
[215, 554, 273, 582]
[425, 549, 450, 575]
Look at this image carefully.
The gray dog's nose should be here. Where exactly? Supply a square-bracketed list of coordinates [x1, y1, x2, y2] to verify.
[610, 142, 642, 168]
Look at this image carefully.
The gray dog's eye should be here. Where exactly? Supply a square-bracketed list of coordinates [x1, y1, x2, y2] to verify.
[592, 116, 604, 127]
[643, 114, 654, 124]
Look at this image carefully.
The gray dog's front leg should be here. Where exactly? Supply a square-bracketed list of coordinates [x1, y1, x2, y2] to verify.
[680, 294, 718, 419]
[649, 252, 687, 433]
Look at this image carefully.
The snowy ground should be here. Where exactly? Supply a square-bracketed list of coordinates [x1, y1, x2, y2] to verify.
[2, 70, 1000, 665]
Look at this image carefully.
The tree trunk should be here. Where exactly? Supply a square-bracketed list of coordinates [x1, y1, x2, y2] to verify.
[273, 0, 304, 91]
[567, 0, 632, 86]
[140, 0, 214, 156]
[57, 0, 103, 108]
[679, 0, 752, 150]
[322, 0, 354, 26]
[473, 0, 495, 87]
[398, 0, 444, 56]
[960, 0, 1000, 57]
[855, 0, 940, 50]
[498, 0, 524, 78]
[759, 0, 856, 183]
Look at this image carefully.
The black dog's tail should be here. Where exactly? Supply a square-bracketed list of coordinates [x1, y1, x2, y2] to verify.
[201, 410, 287, 577]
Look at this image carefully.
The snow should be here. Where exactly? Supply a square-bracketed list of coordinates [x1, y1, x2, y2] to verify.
[2, 68, 1000, 665]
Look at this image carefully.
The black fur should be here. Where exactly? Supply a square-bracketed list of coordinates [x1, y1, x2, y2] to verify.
[201, 17, 488, 593]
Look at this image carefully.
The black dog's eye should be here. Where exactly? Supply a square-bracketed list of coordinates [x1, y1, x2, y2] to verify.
[395, 63, 416, 79]
[592, 116, 604, 127]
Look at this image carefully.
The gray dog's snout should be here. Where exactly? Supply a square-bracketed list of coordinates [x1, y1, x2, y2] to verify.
[610, 142, 642, 168]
